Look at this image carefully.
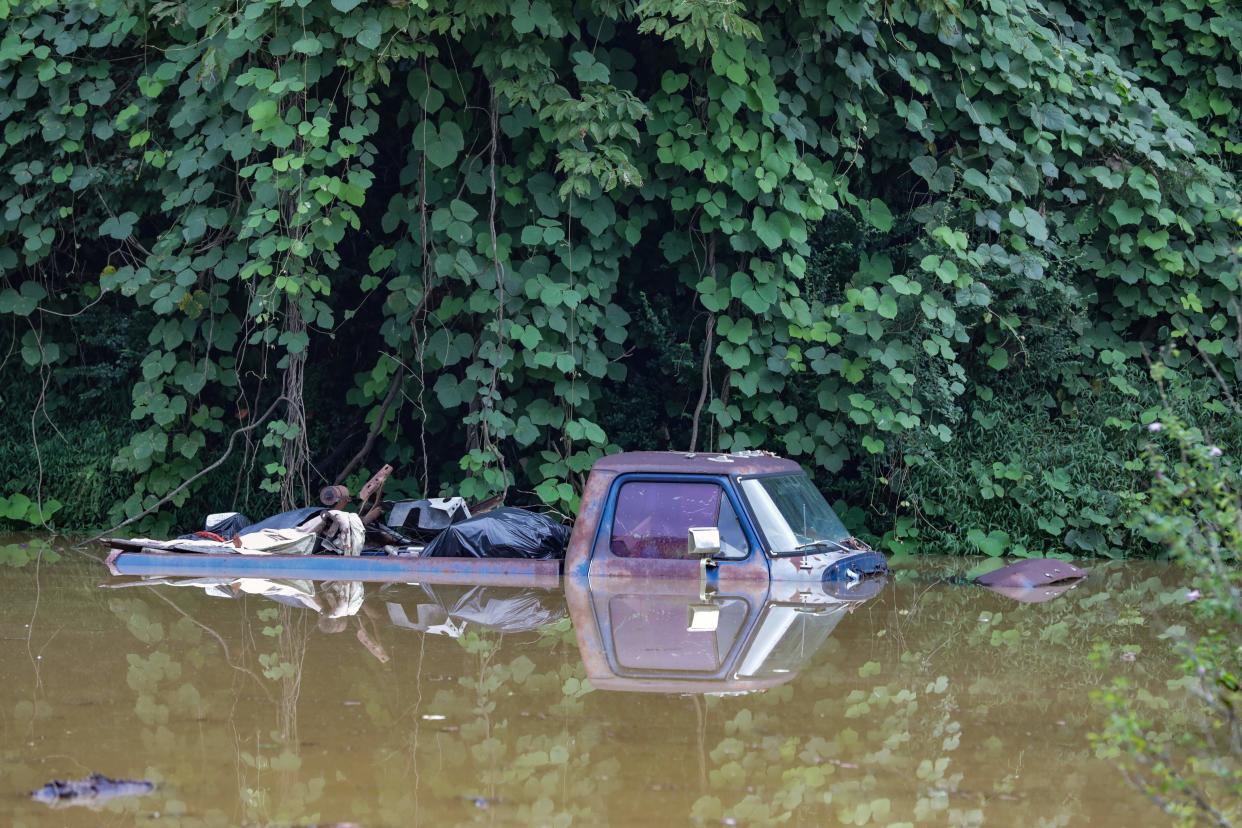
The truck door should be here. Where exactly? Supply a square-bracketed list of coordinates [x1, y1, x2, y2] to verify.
[587, 474, 768, 582]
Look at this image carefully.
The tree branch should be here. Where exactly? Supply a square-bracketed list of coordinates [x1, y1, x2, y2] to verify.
[334, 364, 407, 485]
[79, 395, 297, 546]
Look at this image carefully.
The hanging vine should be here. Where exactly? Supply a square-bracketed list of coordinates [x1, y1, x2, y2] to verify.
[0, 0, 1238, 552]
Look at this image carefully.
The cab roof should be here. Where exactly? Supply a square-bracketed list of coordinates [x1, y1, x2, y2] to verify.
[590, 450, 802, 476]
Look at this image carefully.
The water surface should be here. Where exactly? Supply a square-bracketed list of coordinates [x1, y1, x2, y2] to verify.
[1, 536, 1188, 826]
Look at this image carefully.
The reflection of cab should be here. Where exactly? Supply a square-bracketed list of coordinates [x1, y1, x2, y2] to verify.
[564, 575, 885, 694]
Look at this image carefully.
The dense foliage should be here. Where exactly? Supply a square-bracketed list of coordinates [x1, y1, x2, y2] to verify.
[1092, 410, 1242, 826]
[0, 0, 1239, 544]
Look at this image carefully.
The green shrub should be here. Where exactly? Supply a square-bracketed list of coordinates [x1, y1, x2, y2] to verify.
[0, 0, 1238, 539]
[1090, 410, 1242, 825]
[876, 365, 1242, 559]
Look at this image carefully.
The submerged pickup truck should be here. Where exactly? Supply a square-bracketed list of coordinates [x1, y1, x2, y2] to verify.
[106, 450, 887, 585]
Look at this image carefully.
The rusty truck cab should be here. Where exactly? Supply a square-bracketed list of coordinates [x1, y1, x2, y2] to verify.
[565, 451, 887, 586]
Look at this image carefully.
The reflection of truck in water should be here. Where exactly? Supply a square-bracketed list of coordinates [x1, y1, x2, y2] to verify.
[107, 571, 885, 695]
[565, 575, 884, 694]
[106, 450, 887, 586]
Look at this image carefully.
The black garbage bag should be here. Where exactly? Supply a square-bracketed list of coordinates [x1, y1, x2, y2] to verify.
[420, 507, 569, 560]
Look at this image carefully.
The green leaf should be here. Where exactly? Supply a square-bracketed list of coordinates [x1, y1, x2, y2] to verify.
[987, 348, 1010, 370]
[292, 36, 322, 56]
[514, 418, 539, 446]
[1107, 200, 1143, 226]
[182, 212, 207, 242]
[720, 343, 751, 370]
[511, 1, 532, 33]
[426, 122, 464, 168]
[1138, 228, 1169, 251]
[450, 199, 478, 223]
[863, 198, 893, 232]
[753, 208, 790, 250]
[963, 168, 989, 190]
[580, 419, 606, 444]
[967, 528, 1010, 557]
[910, 155, 937, 180]
[661, 72, 688, 94]
[434, 374, 462, 408]
[356, 19, 382, 50]
[725, 317, 753, 344]
[571, 51, 609, 84]
[0, 493, 32, 521]
[99, 212, 137, 240]
[1022, 207, 1047, 242]
[877, 294, 898, 319]
[247, 99, 278, 126]
[535, 478, 561, 505]
[518, 325, 542, 349]
[0, 281, 46, 316]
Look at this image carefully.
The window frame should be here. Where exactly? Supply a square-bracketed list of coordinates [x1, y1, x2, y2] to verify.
[591, 473, 760, 564]
[735, 471, 848, 559]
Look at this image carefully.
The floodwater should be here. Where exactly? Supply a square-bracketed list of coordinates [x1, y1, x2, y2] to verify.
[0, 535, 1192, 826]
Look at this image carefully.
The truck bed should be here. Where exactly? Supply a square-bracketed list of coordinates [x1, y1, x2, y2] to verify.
[104, 541, 562, 588]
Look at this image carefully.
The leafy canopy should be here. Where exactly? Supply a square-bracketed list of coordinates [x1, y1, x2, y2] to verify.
[0, 0, 1239, 548]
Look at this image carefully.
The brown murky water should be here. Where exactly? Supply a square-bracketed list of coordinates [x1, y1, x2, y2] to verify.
[1, 535, 1189, 826]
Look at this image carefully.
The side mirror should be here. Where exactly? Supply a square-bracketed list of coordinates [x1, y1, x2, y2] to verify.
[687, 527, 721, 604]
[687, 602, 720, 633]
[687, 527, 721, 558]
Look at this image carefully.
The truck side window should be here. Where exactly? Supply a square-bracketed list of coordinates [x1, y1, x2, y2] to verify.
[607, 481, 748, 560]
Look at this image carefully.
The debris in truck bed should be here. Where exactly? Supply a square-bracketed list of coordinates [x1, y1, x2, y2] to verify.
[135, 508, 366, 556]
[387, 496, 471, 542]
[420, 507, 570, 560]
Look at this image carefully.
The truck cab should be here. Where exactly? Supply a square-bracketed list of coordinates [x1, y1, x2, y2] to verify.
[566, 451, 887, 585]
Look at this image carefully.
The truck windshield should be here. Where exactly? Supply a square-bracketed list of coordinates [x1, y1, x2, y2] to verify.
[739, 474, 851, 556]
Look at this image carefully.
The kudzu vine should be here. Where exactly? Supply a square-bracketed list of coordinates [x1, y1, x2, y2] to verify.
[0, 0, 1239, 547]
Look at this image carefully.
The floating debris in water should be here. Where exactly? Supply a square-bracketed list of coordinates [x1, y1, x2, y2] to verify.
[31, 773, 154, 808]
